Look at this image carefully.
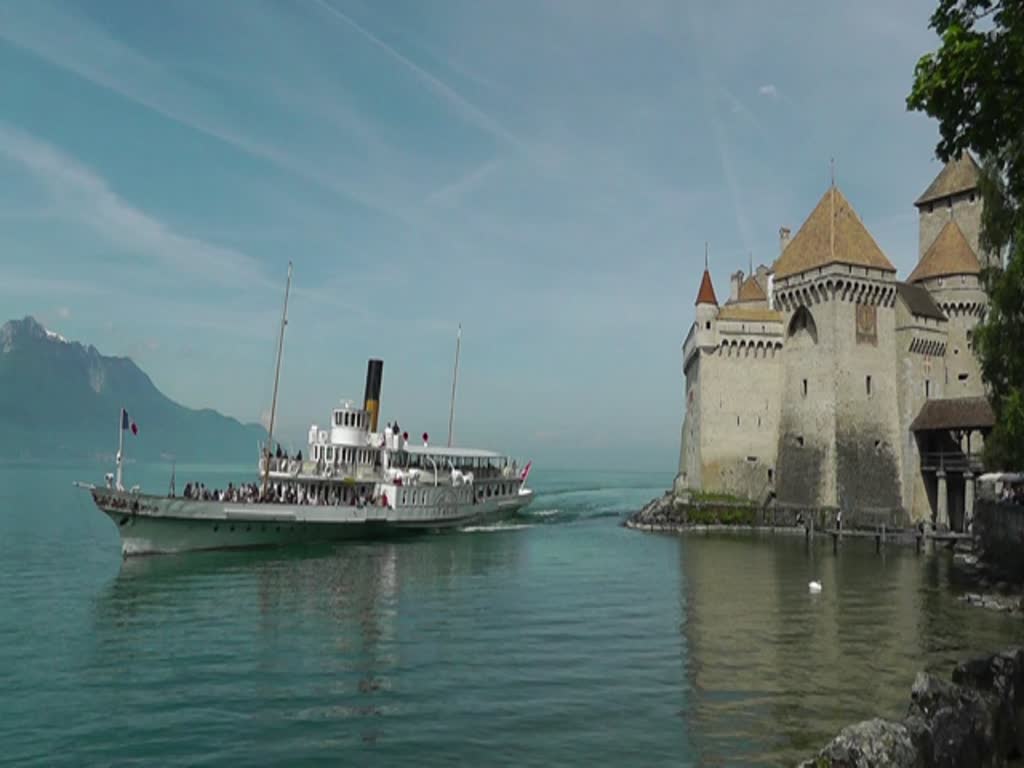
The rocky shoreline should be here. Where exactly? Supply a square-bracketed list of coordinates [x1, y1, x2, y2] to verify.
[799, 647, 1024, 767]
[624, 491, 774, 532]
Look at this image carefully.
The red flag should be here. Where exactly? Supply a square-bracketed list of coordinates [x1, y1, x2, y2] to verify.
[130, 421, 138, 435]
[519, 461, 533, 483]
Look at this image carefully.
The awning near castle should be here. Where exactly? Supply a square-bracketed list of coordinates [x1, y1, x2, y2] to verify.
[911, 396, 995, 432]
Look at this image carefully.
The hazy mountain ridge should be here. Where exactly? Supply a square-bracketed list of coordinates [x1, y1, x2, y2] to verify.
[0, 317, 265, 463]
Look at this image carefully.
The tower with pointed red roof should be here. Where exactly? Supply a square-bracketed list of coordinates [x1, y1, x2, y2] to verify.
[677, 247, 786, 498]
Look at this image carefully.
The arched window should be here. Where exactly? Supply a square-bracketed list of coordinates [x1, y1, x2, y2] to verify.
[787, 306, 818, 344]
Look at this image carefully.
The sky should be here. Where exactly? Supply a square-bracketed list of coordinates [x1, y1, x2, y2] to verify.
[0, 0, 951, 471]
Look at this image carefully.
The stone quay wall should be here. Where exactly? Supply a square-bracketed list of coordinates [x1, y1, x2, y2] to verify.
[974, 501, 1024, 580]
[800, 647, 1024, 768]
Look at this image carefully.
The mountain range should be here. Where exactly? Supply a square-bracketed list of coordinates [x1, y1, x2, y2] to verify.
[0, 316, 266, 464]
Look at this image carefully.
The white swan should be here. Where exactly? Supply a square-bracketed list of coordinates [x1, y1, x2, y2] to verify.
[809, 580, 823, 593]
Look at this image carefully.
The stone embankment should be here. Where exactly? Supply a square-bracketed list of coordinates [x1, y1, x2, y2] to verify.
[624, 491, 899, 533]
[799, 647, 1024, 767]
[624, 491, 770, 532]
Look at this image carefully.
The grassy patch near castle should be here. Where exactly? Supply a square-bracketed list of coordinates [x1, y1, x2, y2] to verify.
[685, 490, 749, 504]
[685, 504, 758, 526]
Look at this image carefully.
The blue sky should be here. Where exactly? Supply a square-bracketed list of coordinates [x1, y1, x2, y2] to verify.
[1, 0, 948, 470]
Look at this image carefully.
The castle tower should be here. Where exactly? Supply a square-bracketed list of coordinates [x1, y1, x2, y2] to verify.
[914, 153, 996, 269]
[908, 220, 987, 399]
[677, 262, 719, 491]
[677, 250, 786, 500]
[771, 184, 903, 513]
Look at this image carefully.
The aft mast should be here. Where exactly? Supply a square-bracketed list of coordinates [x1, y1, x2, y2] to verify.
[447, 323, 461, 448]
[262, 261, 293, 496]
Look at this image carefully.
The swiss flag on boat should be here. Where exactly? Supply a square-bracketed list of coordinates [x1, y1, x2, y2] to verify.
[121, 408, 138, 435]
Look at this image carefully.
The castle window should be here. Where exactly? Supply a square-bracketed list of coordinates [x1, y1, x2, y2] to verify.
[925, 380, 931, 398]
[958, 373, 969, 383]
[970, 192, 975, 202]
[746, 456, 757, 463]
[866, 375, 872, 396]
[788, 306, 818, 343]
[954, 347, 959, 355]
[796, 435, 805, 447]
[757, 416, 762, 427]
[802, 379, 808, 397]
[928, 203, 934, 213]
[736, 416, 741, 427]
[768, 469, 774, 482]
[705, 321, 711, 330]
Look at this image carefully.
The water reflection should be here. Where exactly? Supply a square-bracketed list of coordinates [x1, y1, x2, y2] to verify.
[680, 532, 1021, 766]
[90, 533, 526, 749]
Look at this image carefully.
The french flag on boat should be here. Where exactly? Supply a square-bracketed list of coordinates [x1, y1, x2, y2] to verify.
[121, 408, 138, 435]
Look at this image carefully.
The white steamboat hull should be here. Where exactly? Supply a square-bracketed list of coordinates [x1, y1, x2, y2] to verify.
[92, 488, 534, 556]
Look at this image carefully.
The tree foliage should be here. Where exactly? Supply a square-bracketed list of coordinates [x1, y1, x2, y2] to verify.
[908, 0, 1024, 469]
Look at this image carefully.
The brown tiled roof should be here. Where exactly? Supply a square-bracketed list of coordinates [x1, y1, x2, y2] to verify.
[695, 268, 718, 305]
[716, 305, 783, 322]
[737, 275, 767, 302]
[910, 396, 995, 432]
[915, 153, 981, 207]
[907, 220, 981, 282]
[773, 185, 896, 279]
[896, 282, 946, 321]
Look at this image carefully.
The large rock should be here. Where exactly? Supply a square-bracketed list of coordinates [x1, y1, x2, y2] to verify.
[907, 672, 998, 767]
[951, 648, 1024, 758]
[798, 718, 922, 767]
[800, 648, 1024, 767]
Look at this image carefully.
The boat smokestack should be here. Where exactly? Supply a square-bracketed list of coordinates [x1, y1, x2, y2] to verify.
[363, 359, 383, 432]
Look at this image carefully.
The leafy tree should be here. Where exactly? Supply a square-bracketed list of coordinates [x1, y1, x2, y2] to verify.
[908, 0, 1024, 469]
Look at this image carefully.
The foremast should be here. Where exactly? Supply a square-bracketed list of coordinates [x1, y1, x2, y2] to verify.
[262, 261, 293, 497]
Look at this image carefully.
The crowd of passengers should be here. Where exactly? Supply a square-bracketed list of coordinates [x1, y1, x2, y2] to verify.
[264, 438, 518, 481]
[1000, 483, 1024, 504]
[180, 480, 373, 507]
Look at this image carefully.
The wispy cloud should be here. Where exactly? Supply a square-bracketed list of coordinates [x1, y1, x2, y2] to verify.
[57, 306, 71, 319]
[758, 83, 778, 98]
[0, 122, 270, 290]
[686, 5, 753, 256]
[310, 0, 529, 157]
[422, 157, 503, 208]
[0, 1, 403, 218]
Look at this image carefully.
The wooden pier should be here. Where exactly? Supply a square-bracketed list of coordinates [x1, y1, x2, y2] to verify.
[803, 519, 971, 553]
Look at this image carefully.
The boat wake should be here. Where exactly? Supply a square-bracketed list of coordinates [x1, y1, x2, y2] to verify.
[460, 523, 535, 533]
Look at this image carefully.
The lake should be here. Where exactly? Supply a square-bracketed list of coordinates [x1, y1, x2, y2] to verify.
[1, 464, 1019, 766]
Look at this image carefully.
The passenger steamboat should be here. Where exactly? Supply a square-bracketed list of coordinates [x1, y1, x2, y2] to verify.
[78, 263, 534, 555]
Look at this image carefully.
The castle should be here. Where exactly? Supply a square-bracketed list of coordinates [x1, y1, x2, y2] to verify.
[676, 155, 997, 529]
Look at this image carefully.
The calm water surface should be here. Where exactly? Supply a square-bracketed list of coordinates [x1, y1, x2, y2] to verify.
[1, 464, 1020, 766]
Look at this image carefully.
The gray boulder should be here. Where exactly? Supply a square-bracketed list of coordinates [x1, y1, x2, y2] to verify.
[798, 718, 922, 767]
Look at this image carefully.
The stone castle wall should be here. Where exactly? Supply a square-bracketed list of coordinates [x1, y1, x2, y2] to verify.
[775, 299, 837, 507]
[831, 284, 904, 511]
[895, 301, 949, 521]
[695, 338, 782, 500]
